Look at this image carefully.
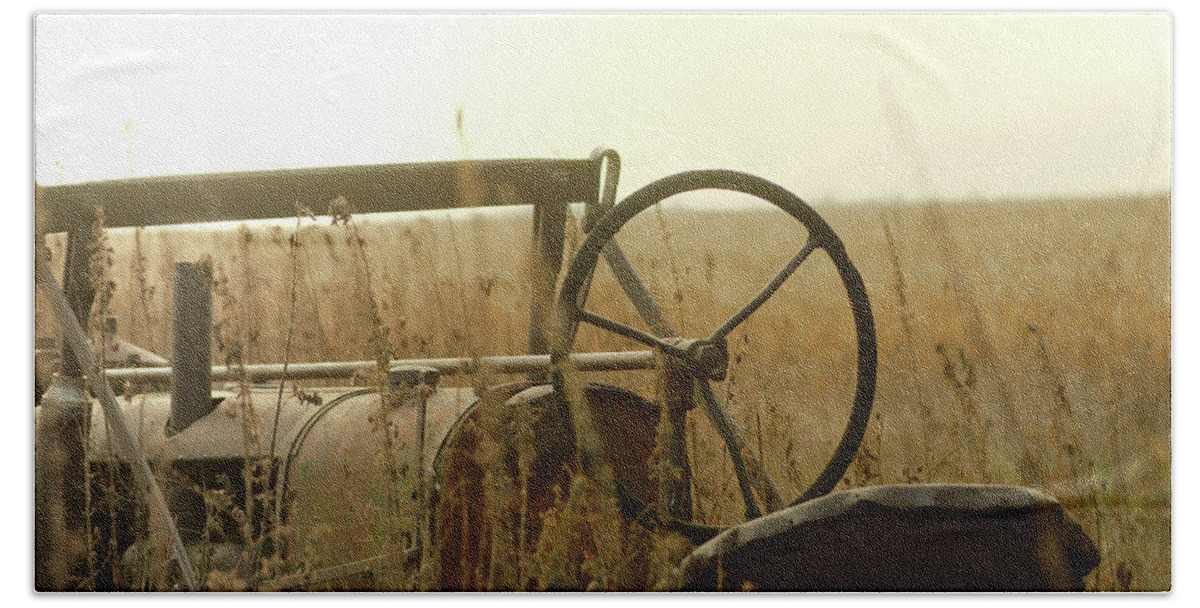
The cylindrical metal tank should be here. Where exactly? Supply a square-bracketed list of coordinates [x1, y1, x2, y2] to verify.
[68, 377, 483, 588]
[279, 385, 479, 576]
[48, 370, 669, 590]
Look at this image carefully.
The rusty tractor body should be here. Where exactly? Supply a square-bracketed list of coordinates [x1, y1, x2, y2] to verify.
[34, 149, 1099, 591]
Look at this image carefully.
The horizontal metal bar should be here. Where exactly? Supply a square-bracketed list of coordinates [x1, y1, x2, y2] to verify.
[37, 157, 602, 233]
[102, 350, 658, 383]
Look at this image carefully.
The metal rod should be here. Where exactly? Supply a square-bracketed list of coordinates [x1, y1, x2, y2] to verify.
[576, 310, 691, 359]
[697, 382, 785, 515]
[695, 383, 761, 520]
[35, 244, 200, 591]
[103, 350, 659, 384]
[710, 237, 818, 342]
[526, 196, 568, 362]
[602, 241, 679, 339]
[660, 359, 696, 522]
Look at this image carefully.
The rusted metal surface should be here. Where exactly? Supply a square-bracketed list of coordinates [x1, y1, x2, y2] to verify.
[660, 352, 695, 522]
[78, 382, 483, 585]
[102, 350, 659, 384]
[85, 387, 349, 462]
[34, 147, 1105, 592]
[430, 383, 674, 591]
[387, 365, 440, 390]
[282, 387, 479, 573]
[37, 157, 603, 234]
[675, 484, 1101, 591]
[33, 150, 625, 590]
[388, 365, 439, 554]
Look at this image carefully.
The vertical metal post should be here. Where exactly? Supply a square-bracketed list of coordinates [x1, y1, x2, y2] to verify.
[35, 213, 96, 589]
[36, 243, 199, 590]
[660, 358, 695, 522]
[525, 201, 567, 363]
[59, 226, 98, 377]
[168, 261, 214, 435]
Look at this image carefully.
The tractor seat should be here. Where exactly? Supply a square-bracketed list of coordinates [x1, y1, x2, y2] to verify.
[675, 484, 1100, 591]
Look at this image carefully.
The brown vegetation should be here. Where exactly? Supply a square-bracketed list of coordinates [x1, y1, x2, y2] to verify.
[35, 191, 1170, 590]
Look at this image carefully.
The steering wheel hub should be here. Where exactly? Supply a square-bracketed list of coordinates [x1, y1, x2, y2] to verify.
[661, 337, 729, 382]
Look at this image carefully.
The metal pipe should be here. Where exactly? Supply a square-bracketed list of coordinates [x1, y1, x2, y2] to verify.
[104, 350, 658, 384]
[168, 261, 214, 436]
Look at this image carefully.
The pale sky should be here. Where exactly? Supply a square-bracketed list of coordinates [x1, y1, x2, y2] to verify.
[34, 13, 1171, 202]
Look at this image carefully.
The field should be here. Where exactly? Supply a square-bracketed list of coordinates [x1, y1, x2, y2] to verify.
[36, 190, 1170, 590]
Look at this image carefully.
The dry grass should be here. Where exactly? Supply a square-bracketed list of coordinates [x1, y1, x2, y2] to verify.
[35, 190, 1170, 591]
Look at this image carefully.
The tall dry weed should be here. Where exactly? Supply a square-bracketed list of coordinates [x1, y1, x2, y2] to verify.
[44, 191, 1171, 590]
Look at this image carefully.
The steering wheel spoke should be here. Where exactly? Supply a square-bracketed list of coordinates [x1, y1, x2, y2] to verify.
[576, 309, 691, 359]
[710, 236, 819, 343]
[601, 240, 679, 339]
[696, 382, 778, 518]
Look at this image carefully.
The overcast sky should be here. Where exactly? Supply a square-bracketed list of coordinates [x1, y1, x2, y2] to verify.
[34, 13, 1170, 202]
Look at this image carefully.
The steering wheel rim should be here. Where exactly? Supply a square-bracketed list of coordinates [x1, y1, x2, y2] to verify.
[551, 169, 877, 522]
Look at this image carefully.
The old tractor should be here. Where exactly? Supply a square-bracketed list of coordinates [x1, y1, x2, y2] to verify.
[34, 149, 1099, 591]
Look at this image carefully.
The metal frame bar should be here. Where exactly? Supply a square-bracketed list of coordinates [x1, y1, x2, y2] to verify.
[36, 157, 603, 233]
[103, 350, 658, 384]
[39, 152, 613, 385]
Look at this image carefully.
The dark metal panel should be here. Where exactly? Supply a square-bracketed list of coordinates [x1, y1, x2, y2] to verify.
[659, 353, 695, 522]
[676, 484, 1101, 591]
[167, 261, 214, 436]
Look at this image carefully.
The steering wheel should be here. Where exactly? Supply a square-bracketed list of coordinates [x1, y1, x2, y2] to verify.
[550, 169, 877, 528]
